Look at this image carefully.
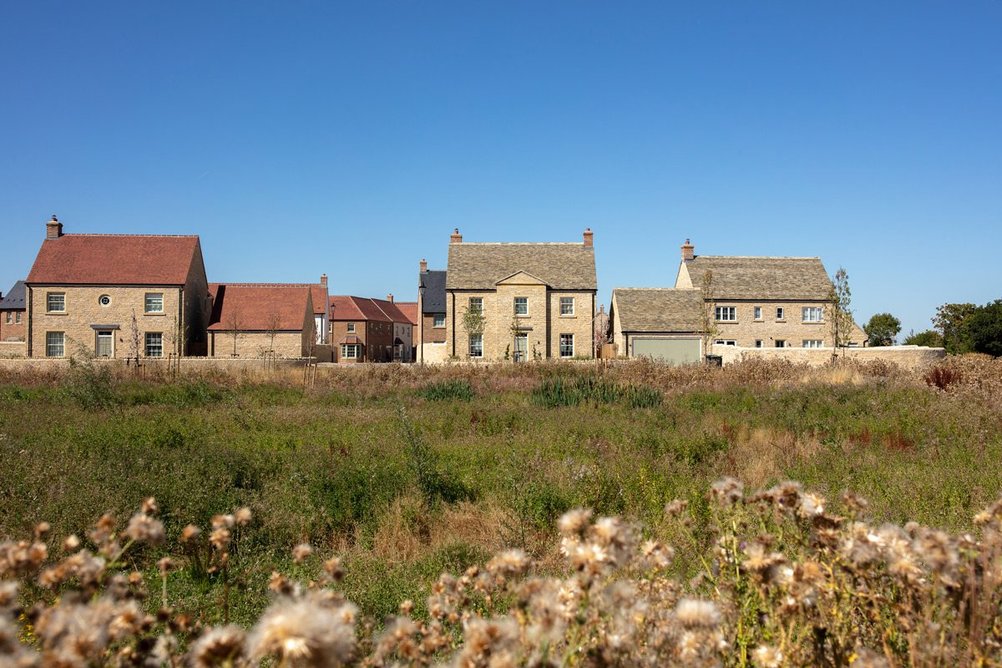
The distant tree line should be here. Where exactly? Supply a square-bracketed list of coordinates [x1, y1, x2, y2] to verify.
[898, 300, 1002, 356]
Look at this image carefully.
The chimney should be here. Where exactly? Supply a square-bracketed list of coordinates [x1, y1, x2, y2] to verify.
[681, 238, 695, 262]
[320, 273, 328, 287]
[386, 293, 394, 303]
[419, 258, 428, 273]
[450, 228, 463, 244]
[46, 214, 63, 240]
[583, 228, 593, 247]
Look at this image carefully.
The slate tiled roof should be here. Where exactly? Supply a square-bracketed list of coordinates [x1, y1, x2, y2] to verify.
[207, 284, 312, 331]
[613, 288, 705, 332]
[395, 302, 418, 326]
[419, 270, 446, 313]
[446, 243, 597, 290]
[27, 234, 200, 285]
[0, 281, 26, 310]
[683, 256, 832, 301]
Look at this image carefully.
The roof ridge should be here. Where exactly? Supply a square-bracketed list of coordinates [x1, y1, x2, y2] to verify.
[59, 233, 200, 239]
[695, 255, 821, 260]
[213, 282, 314, 287]
[455, 242, 588, 246]
[615, 287, 701, 291]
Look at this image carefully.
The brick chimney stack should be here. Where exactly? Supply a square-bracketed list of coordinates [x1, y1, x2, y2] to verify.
[583, 228, 594, 247]
[450, 228, 463, 244]
[320, 273, 328, 287]
[681, 238, 695, 262]
[386, 293, 394, 303]
[46, 214, 63, 240]
[419, 258, 428, 273]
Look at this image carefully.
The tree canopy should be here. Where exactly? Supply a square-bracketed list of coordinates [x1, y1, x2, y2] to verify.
[903, 330, 944, 347]
[968, 300, 1002, 357]
[864, 312, 901, 347]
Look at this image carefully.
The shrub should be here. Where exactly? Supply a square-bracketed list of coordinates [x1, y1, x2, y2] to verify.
[417, 379, 475, 402]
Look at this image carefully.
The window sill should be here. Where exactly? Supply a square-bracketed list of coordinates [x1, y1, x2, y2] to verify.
[144, 312, 166, 317]
[559, 314, 576, 318]
[45, 312, 68, 316]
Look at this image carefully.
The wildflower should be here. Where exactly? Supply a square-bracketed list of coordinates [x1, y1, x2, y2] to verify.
[292, 543, 314, 564]
[639, 539, 674, 571]
[664, 499, 689, 517]
[62, 534, 81, 552]
[180, 525, 201, 543]
[247, 593, 358, 667]
[189, 625, 246, 667]
[674, 598, 721, 629]
[797, 492, 825, 518]
[125, 513, 165, 545]
[211, 514, 235, 530]
[710, 477, 744, 506]
[454, 617, 518, 668]
[557, 508, 592, 537]
[141, 497, 159, 515]
[209, 527, 231, 552]
[323, 556, 344, 583]
[753, 644, 783, 667]
[34, 522, 51, 540]
[486, 549, 530, 580]
[234, 507, 253, 526]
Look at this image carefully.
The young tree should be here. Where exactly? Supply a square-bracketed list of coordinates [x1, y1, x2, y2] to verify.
[227, 308, 242, 357]
[903, 329, 944, 347]
[967, 299, 1002, 357]
[863, 312, 901, 347]
[933, 303, 976, 354]
[593, 305, 610, 358]
[828, 268, 854, 356]
[699, 270, 720, 356]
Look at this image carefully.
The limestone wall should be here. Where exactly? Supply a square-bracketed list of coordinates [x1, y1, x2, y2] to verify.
[711, 344, 946, 371]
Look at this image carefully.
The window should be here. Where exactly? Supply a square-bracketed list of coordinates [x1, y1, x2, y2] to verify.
[46, 293, 65, 313]
[468, 297, 483, 314]
[514, 297, 528, 316]
[3, 313, 10, 324]
[754, 306, 762, 320]
[433, 314, 445, 328]
[346, 322, 356, 333]
[754, 340, 763, 348]
[15, 312, 20, 324]
[559, 333, 574, 357]
[145, 332, 163, 357]
[714, 339, 737, 346]
[469, 333, 483, 358]
[776, 307, 785, 321]
[802, 307, 824, 322]
[803, 339, 824, 348]
[341, 344, 359, 359]
[46, 332, 64, 357]
[559, 297, 575, 316]
[145, 293, 164, 314]
[714, 306, 736, 322]
[98, 295, 112, 307]
[775, 340, 786, 348]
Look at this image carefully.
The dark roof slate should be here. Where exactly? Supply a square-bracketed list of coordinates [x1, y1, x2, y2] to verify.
[0, 281, 26, 310]
[419, 270, 447, 313]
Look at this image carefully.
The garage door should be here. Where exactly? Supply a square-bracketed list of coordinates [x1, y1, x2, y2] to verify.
[631, 337, 701, 365]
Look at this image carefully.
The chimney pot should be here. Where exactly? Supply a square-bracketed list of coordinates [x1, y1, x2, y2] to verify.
[583, 228, 594, 247]
[46, 214, 63, 240]
[419, 258, 428, 273]
[681, 238, 695, 262]
[387, 293, 394, 303]
[450, 228, 463, 244]
[320, 273, 328, 287]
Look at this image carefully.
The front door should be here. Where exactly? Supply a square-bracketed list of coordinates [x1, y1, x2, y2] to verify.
[513, 333, 527, 362]
[96, 331, 114, 357]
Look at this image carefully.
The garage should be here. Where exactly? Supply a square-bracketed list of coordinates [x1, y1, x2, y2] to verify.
[630, 337, 701, 365]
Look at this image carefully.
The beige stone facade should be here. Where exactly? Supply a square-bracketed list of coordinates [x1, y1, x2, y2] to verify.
[208, 331, 307, 358]
[28, 285, 189, 359]
[707, 301, 835, 349]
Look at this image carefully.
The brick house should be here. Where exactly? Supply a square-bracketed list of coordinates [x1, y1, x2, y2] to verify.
[207, 284, 315, 358]
[329, 295, 413, 363]
[445, 228, 597, 361]
[24, 216, 210, 359]
[0, 281, 26, 343]
[609, 288, 705, 363]
[416, 260, 447, 363]
[674, 240, 866, 349]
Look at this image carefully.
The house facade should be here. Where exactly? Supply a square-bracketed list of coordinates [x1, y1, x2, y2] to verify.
[416, 261, 447, 363]
[0, 281, 26, 343]
[329, 295, 405, 363]
[444, 228, 597, 361]
[207, 283, 315, 358]
[24, 216, 210, 359]
[674, 240, 866, 349]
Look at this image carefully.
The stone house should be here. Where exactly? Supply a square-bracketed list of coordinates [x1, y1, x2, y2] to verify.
[416, 260, 447, 363]
[24, 216, 210, 359]
[444, 228, 597, 361]
[207, 284, 315, 358]
[329, 295, 412, 363]
[0, 281, 26, 342]
[609, 288, 705, 364]
[674, 240, 866, 349]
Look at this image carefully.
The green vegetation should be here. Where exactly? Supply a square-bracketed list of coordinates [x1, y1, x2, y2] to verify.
[863, 311, 901, 346]
[2, 356, 1002, 632]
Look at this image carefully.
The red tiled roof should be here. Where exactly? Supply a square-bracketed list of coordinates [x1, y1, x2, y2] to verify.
[338, 334, 362, 345]
[354, 297, 393, 322]
[370, 298, 412, 325]
[27, 234, 200, 285]
[329, 295, 367, 321]
[396, 301, 418, 326]
[207, 284, 312, 331]
[330, 295, 416, 324]
[310, 284, 328, 316]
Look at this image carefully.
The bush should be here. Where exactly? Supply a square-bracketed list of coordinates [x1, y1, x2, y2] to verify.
[417, 379, 475, 401]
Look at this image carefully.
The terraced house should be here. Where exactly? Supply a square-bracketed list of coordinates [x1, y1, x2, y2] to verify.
[24, 216, 210, 359]
[444, 228, 597, 361]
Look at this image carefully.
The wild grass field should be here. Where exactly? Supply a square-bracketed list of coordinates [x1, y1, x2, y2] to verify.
[1, 356, 1001, 665]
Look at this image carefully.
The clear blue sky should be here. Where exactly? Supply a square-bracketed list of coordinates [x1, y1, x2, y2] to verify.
[3, 1, 1000, 338]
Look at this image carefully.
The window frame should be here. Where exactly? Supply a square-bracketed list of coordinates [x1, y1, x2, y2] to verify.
[559, 297, 575, 316]
[144, 292, 165, 314]
[46, 292, 66, 313]
[776, 307, 785, 321]
[4, 313, 10, 324]
[775, 339, 787, 348]
[713, 339, 737, 347]
[145, 332, 163, 358]
[753, 306, 762, 320]
[468, 297, 483, 314]
[754, 340, 763, 348]
[46, 331, 65, 357]
[559, 333, 574, 358]
[346, 322, 356, 334]
[802, 306, 824, 323]
[341, 343, 358, 359]
[714, 306, 736, 322]
[15, 312, 20, 324]
[432, 314, 445, 328]
[469, 333, 483, 358]
[514, 296, 528, 316]
[802, 339, 824, 349]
